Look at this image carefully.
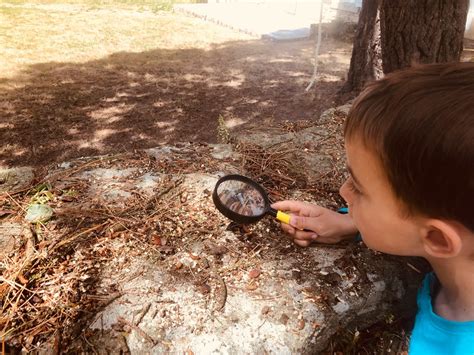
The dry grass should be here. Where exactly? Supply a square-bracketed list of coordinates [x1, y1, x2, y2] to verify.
[0, 1, 251, 80]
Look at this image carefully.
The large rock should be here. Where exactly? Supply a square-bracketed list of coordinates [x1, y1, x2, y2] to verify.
[233, 104, 351, 187]
[86, 233, 422, 354]
[0, 167, 34, 193]
[0, 222, 23, 259]
[2, 139, 425, 353]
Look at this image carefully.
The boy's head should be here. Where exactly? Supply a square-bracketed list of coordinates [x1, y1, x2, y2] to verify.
[340, 63, 474, 257]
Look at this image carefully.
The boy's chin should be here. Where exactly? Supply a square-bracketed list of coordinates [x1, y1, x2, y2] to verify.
[362, 239, 419, 257]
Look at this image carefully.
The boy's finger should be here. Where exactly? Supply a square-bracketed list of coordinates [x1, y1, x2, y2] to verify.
[271, 201, 303, 213]
[289, 215, 316, 231]
[281, 223, 296, 235]
[294, 232, 318, 241]
[294, 239, 311, 247]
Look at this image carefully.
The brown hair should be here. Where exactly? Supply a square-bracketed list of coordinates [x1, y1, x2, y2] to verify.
[345, 62, 474, 231]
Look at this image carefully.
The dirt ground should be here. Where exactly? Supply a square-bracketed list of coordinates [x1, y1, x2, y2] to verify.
[0, 3, 353, 168]
[2, 4, 474, 170]
[3, 3, 473, 353]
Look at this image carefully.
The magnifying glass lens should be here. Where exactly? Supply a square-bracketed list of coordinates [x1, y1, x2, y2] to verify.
[216, 180, 266, 217]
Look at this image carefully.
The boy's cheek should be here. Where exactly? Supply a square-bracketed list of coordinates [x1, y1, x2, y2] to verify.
[351, 210, 370, 241]
[348, 208, 353, 219]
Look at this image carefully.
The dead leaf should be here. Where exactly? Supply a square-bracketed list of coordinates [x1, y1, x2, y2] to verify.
[0, 283, 9, 299]
[246, 282, 258, 291]
[189, 252, 200, 260]
[60, 195, 75, 202]
[18, 273, 28, 285]
[279, 314, 289, 325]
[111, 322, 125, 332]
[152, 235, 161, 245]
[0, 209, 13, 217]
[207, 244, 227, 255]
[196, 284, 211, 294]
[37, 240, 49, 250]
[249, 268, 261, 279]
[159, 246, 174, 254]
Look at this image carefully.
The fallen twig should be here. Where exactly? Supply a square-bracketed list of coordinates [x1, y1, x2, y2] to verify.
[118, 317, 157, 346]
[134, 303, 151, 326]
[212, 273, 227, 312]
[49, 222, 108, 253]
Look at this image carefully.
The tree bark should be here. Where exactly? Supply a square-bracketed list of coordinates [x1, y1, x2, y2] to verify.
[344, 0, 383, 92]
[344, 0, 469, 92]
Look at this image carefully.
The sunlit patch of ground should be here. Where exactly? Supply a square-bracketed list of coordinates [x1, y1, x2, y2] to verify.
[0, 2, 353, 168]
[0, 2, 252, 79]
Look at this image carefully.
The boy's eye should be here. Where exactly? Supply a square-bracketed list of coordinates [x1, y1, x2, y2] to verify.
[347, 178, 361, 194]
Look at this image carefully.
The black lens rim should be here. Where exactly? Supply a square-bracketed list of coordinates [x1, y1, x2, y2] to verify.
[212, 174, 270, 224]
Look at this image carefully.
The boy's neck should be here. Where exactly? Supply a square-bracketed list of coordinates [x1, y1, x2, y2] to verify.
[428, 257, 474, 322]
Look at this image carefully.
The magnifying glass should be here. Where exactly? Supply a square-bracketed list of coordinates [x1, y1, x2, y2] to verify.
[212, 174, 291, 226]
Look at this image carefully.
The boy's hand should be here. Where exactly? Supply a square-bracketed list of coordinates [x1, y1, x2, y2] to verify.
[271, 200, 358, 247]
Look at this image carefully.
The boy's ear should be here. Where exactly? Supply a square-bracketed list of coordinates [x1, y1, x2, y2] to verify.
[420, 220, 463, 258]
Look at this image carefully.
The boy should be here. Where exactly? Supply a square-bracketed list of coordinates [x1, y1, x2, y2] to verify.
[272, 63, 474, 354]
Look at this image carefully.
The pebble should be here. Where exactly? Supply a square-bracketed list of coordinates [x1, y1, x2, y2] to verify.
[279, 313, 289, 325]
[297, 319, 305, 330]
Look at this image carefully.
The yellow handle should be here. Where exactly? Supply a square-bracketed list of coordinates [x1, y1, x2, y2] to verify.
[276, 210, 291, 225]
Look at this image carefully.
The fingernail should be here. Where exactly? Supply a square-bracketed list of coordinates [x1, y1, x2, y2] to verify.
[290, 215, 298, 227]
[311, 234, 318, 240]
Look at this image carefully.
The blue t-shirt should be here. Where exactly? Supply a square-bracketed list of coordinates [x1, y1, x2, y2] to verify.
[409, 273, 474, 355]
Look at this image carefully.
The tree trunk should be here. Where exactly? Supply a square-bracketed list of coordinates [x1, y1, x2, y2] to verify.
[344, 0, 383, 92]
[345, 0, 469, 92]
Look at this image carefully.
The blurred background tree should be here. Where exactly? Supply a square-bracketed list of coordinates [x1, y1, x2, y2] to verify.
[345, 0, 470, 92]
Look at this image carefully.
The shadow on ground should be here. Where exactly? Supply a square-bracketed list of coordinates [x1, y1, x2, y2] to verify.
[0, 38, 352, 167]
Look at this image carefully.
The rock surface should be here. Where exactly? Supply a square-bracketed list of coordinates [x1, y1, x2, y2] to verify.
[0, 167, 35, 193]
[1, 106, 426, 353]
[0, 222, 24, 259]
